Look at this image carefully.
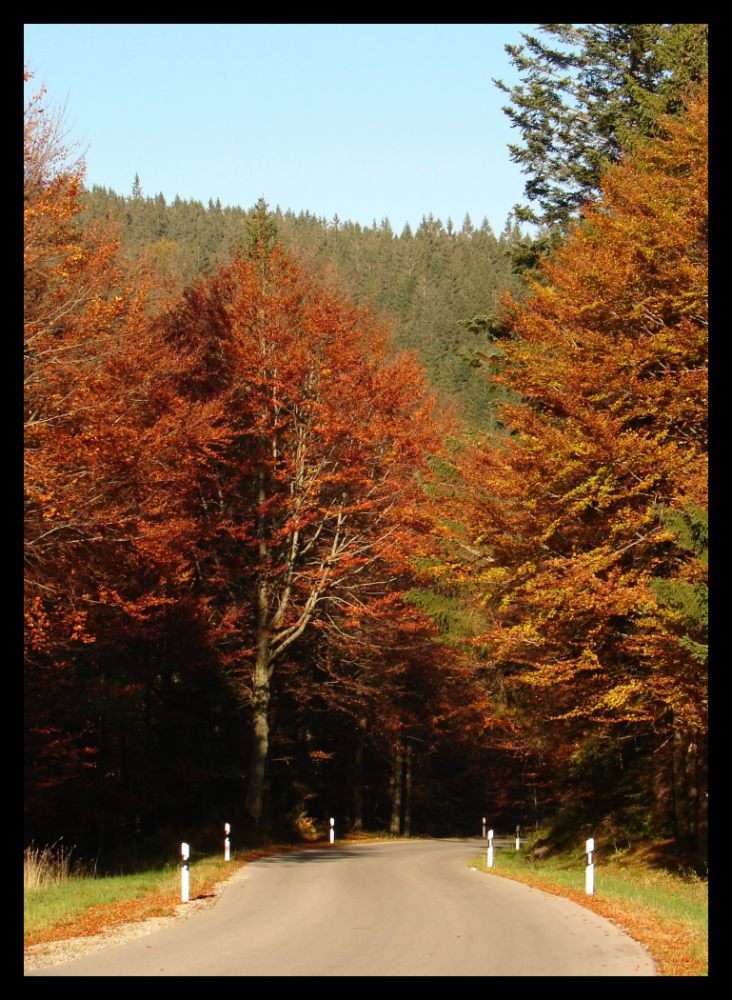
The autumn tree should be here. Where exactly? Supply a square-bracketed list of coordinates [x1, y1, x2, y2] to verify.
[24, 74, 479, 846]
[24, 71, 160, 817]
[23, 70, 177, 632]
[272, 575, 499, 836]
[147, 241, 440, 825]
[448, 83, 707, 855]
[24, 73, 217, 852]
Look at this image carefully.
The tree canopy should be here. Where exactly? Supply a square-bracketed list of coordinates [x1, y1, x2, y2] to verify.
[444, 81, 708, 853]
[24, 51, 708, 867]
[495, 23, 708, 229]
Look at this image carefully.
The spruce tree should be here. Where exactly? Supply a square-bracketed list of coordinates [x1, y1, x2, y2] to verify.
[495, 23, 708, 229]
[246, 196, 279, 256]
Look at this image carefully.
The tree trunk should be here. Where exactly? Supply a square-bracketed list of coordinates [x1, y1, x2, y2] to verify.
[679, 727, 707, 867]
[95, 665, 108, 865]
[351, 717, 367, 832]
[245, 593, 271, 825]
[672, 723, 691, 846]
[247, 472, 273, 828]
[403, 742, 413, 837]
[651, 721, 675, 836]
[245, 666, 270, 825]
[695, 733, 708, 864]
[686, 736, 699, 848]
[390, 740, 403, 836]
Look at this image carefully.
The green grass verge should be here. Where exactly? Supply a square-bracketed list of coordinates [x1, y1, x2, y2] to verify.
[24, 853, 234, 940]
[472, 842, 708, 974]
[25, 836, 376, 944]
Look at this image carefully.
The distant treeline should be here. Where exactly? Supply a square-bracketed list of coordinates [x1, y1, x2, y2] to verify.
[81, 184, 525, 426]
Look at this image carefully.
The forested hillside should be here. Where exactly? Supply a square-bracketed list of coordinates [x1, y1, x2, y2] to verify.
[25, 23, 708, 876]
[80, 186, 524, 427]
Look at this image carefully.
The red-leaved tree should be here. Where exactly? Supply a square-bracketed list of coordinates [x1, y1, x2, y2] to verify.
[141, 242, 441, 823]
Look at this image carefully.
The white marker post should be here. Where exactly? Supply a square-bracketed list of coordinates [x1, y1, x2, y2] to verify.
[585, 837, 595, 895]
[487, 829, 494, 869]
[181, 842, 190, 903]
[329, 817, 335, 845]
[482, 816, 486, 839]
[515, 824, 521, 851]
[224, 822, 231, 862]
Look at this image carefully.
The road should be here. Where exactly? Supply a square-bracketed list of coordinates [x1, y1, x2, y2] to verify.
[26, 838, 655, 976]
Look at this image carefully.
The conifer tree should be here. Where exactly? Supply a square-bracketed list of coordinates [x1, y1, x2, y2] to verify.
[246, 196, 279, 256]
[495, 23, 708, 229]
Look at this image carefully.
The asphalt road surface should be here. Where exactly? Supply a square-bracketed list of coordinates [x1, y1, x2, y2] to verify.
[26, 838, 656, 976]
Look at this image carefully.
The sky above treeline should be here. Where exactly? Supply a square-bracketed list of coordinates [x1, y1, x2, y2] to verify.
[24, 22, 536, 233]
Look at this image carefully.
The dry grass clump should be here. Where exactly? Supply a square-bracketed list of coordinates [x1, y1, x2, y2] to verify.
[24, 841, 90, 891]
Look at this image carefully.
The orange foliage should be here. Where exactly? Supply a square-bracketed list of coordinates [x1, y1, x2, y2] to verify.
[24, 68, 472, 825]
[117, 243, 456, 818]
[137, 245, 442, 679]
[24, 72, 179, 809]
[24, 72, 157, 643]
[450, 85, 707, 742]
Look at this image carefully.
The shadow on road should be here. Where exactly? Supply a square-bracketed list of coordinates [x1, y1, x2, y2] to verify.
[253, 847, 368, 865]
[251, 838, 483, 865]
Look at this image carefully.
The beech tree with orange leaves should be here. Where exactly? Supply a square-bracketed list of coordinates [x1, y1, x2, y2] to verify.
[24, 74, 218, 847]
[448, 83, 707, 856]
[146, 239, 441, 825]
[23, 74, 487, 847]
[24, 72, 166, 815]
[23, 70, 170, 634]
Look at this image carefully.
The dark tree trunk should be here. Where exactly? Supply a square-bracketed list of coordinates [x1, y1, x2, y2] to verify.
[245, 592, 271, 825]
[695, 734, 708, 864]
[652, 733, 674, 836]
[403, 742, 413, 837]
[351, 717, 367, 831]
[245, 672, 270, 825]
[672, 724, 691, 846]
[390, 740, 403, 836]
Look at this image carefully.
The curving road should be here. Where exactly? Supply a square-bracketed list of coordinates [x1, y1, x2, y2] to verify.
[26, 838, 655, 976]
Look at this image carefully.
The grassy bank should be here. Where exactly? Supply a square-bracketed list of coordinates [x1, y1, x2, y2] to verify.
[24, 849, 250, 947]
[24, 836, 379, 948]
[473, 841, 708, 976]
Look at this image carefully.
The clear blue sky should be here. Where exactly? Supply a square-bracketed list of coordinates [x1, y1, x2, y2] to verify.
[24, 23, 535, 233]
